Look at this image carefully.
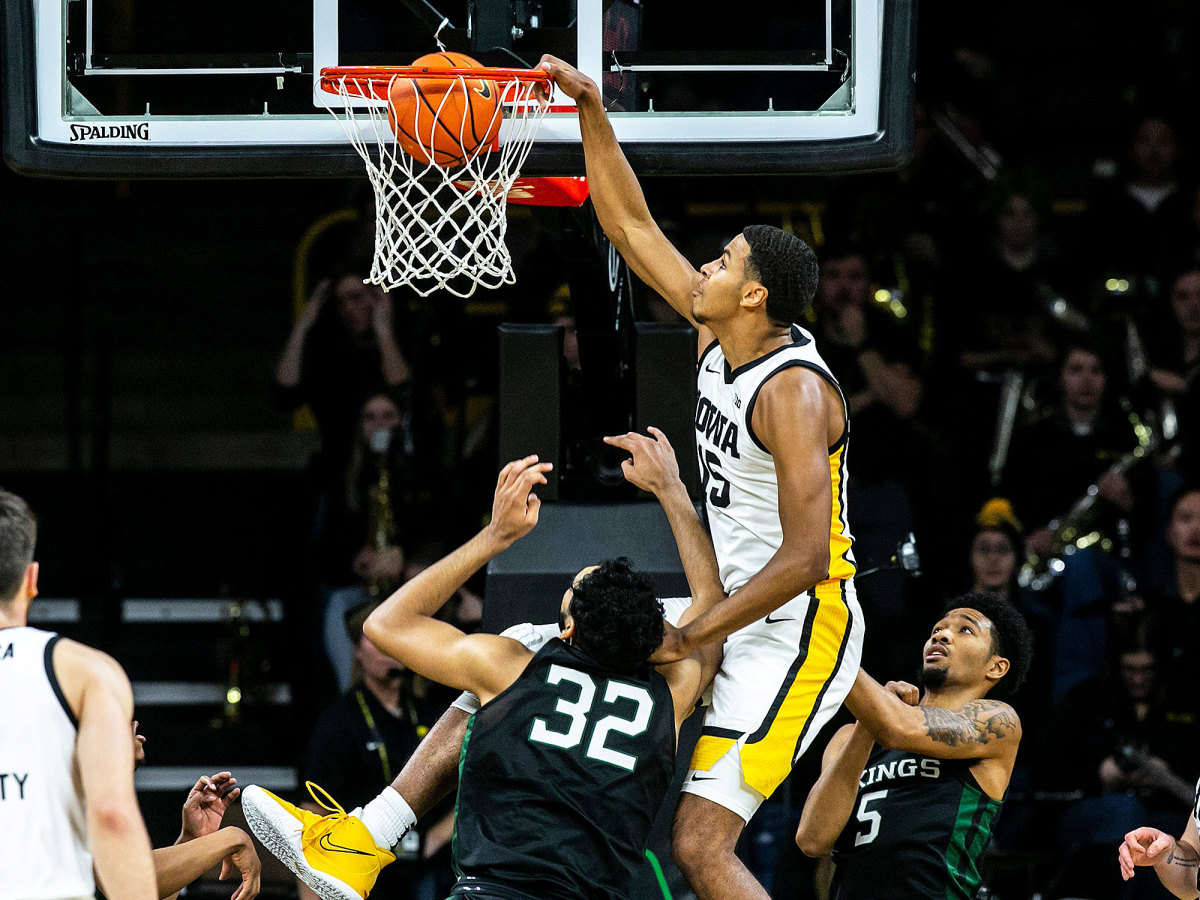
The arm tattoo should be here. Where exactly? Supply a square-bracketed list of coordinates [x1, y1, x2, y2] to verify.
[920, 701, 1019, 748]
[1166, 846, 1199, 869]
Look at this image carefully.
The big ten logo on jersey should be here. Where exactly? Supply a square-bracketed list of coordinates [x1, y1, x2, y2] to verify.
[695, 395, 740, 510]
[528, 664, 653, 772]
[859, 756, 941, 790]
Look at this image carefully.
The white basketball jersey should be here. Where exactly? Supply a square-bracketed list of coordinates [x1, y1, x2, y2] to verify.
[1193, 777, 1199, 841]
[695, 326, 856, 594]
[0, 627, 93, 900]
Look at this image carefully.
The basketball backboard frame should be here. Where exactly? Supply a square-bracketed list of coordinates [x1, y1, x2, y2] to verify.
[3, 0, 916, 179]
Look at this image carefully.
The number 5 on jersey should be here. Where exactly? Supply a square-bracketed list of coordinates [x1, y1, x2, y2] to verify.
[528, 664, 654, 771]
[854, 789, 888, 846]
[698, 446, 731, 509]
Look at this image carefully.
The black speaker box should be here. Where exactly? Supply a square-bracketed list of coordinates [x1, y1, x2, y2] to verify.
[498, 323, 562, 501]
[483, 502, 694, 633]
[635, 322, 701, 499]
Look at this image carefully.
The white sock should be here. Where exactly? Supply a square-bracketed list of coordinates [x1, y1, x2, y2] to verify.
[354, 787, 417, 850]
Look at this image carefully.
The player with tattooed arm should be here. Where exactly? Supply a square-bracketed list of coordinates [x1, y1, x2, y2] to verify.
[1118, 779, 1200, 899]
[796, 594, 1032, 900]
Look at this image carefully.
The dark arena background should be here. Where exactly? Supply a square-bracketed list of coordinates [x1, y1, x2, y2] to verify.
[3, 1, 1200, 898]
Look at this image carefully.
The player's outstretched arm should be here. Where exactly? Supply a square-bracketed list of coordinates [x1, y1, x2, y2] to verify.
[605, 427, 726, 718]
[539, 55, 703, 331]
[605, 427, 724, 619]
[796, 723, 875, 858]
[844, 669, 1021, 762]
[364, 456, 551, 703]
[1119, 809, 1200, 898]
[57, 641, 158, 900]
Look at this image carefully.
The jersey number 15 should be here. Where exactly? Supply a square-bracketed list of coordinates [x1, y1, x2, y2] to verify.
[698, 447, 731, 509]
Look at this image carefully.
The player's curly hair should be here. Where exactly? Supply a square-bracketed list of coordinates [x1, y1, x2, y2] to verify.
[741, 225, 819, 326]
[569, 558, 664, 674]
[945, 593, 1033, 697]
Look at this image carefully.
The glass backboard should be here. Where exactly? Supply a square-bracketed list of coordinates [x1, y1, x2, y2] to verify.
[2, 0, 915, 177]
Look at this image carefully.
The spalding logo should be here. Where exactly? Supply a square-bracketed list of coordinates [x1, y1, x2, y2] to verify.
[69, 123, 151, 142]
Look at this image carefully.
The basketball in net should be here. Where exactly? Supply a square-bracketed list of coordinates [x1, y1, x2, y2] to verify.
[318, 56, 557, 297]
[387, 52, 502, 167]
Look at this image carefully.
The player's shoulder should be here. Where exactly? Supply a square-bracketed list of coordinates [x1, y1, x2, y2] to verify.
[52, 638, 130, 690]
[499, 621, 560, 652]
[750, 362, 842, 444]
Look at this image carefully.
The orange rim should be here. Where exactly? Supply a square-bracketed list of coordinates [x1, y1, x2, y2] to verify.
[319, 65, 552, 102]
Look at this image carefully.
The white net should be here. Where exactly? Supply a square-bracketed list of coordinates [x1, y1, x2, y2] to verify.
[319, 72, 550, 298]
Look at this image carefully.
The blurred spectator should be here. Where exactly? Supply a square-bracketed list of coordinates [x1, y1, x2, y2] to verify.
[315, 391, 412, 690]
[274, 272, 411, 474]
[964, 498, 1056, 738]
[1088, 116, 1194, 289]
[1144, 267, 1200, 406]
[952, 187, 1066, 379]
[966, 498, 1025, 602]
[1035, 622, 1199, 862]
[1001, 339, 1152, 701]
[1139, 485, 1200, 687]
[811, 245, 925, 483]
[299, 601, 455, 900]
[1002, 339, 1146, 560]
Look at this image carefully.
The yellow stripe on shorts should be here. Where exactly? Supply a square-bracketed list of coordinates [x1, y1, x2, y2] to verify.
[740, 580, 852, 797]
[689, 735, 738, 773]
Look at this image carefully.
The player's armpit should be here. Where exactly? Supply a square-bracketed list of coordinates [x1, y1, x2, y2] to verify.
[659, 638, 722, 729]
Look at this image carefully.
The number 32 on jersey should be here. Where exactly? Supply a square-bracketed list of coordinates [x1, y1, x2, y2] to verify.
[528, 664, 654, 771]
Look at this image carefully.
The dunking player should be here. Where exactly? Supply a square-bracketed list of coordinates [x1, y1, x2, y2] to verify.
[540, 55, 863, 899]
[796, 594, 1031, 899]
[0, 489, 157, 900]
[1118, 780, 1200, 897]
[243, 454, 725, 900]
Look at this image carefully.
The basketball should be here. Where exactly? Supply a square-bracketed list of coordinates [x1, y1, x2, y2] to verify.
[387, 52, 502, 168]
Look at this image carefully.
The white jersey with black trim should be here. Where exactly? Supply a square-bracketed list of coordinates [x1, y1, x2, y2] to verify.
[1193, 776, 1199, 839]
[695, 325, 856, 595]
[0, 626, 93, 900]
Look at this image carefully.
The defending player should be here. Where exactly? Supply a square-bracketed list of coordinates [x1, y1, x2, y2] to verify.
[0, 489, 157, 900]
[242, 454, 725, 900]
[541, 55, 863, 899]
[1118, 782, 1200, 898]
[795, 594, 1031, 900]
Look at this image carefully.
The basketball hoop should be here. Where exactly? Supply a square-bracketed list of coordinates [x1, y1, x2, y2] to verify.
[318, 64, 555, 298]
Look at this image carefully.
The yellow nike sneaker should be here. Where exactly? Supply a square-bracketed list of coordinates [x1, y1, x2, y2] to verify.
[241, 781, 395, 900]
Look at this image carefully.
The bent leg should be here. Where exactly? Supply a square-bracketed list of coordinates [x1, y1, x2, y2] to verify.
[387, 705, 469, 817]
[673, 793, 769, 900]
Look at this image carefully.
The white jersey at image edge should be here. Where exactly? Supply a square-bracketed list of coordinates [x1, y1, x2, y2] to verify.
[0, 626, 93, 900]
